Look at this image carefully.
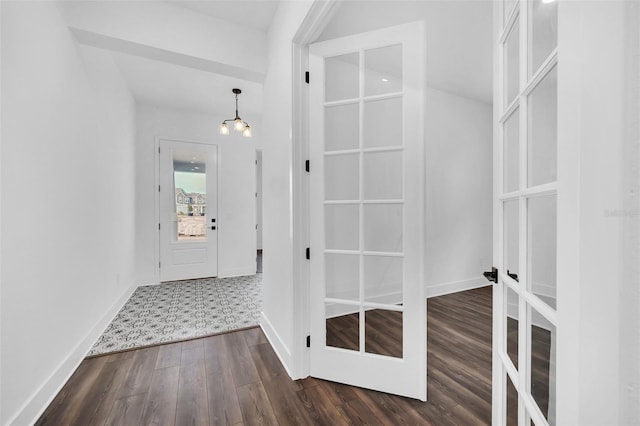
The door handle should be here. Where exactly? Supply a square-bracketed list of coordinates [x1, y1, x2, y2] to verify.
[507, 270, 519, 282]
[211, 226, 216, 230]
[483, 267, 498, 283]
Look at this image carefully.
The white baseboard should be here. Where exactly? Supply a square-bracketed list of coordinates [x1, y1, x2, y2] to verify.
[532, 280, 556, 299]
[507, 302, 554, 332]
[218, 266, 258, 279]
[259, 312, 293, 378]
[426, 276, 490, 298]
[7, 283, 138, 426]
[325, 291, 403, 318]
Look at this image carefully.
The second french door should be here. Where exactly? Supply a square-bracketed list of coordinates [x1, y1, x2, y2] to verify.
[493, 1, 558, 424]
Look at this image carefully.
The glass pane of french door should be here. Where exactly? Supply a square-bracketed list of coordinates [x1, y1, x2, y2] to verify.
[495, 1, 558, 425]
[321, 43, 405, 358]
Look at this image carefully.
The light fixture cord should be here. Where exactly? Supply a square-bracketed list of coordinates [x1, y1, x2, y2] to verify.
[235, 93, 239, 119]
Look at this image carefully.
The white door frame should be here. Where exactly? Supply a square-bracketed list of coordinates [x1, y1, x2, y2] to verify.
[290, 0, 344, 379]
[154, 136, 220, 285]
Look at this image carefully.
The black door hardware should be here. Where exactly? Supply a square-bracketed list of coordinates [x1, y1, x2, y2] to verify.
[483, 267, 498, 283]
[211, 226, 216, 230]
[507, 270, 519, 282]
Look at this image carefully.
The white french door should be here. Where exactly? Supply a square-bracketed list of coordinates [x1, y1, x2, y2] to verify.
[159, 139, 218, 282]
[493, 1, 558, 425]
[308, 22, 426, 400]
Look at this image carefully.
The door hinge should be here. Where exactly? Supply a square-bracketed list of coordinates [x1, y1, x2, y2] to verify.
[255, 192, 258, 197]
[305, 247, 310, 260]
[256, 224, 258, 230]
[305, 71, 310, 84]
[306, 335, 311, 348]
[158, 147, 161, 154]
[158, 185, 161, 192]
[483, 267, 498, 283]
[159, 261, 161, 268]
[305, 160, 310, 172]
[158, 223, 161, 230]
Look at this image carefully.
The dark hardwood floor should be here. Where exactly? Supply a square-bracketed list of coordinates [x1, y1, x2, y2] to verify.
[36, 286, 549, 425]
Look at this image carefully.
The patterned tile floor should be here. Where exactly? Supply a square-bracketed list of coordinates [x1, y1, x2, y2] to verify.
[88, 274, 262, 356]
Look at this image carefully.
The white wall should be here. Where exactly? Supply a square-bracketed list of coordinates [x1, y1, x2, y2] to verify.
[0, 3, 137, 424]
[62, 1, 267, 82]
[316, 0, 493, 104]
[425, 88, 493, 297]
[557, 2, 640, 424]
[135, 105, 259, 284]
[315, 4, 494, 298]
[318, 84, 494, 301]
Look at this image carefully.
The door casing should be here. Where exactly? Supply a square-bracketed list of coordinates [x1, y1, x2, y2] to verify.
[290, 0, 344, 380]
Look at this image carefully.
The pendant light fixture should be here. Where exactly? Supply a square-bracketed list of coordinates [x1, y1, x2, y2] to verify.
[219, 88, 252, 138]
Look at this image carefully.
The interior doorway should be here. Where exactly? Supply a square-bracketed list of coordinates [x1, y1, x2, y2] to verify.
[291, 0, 496, 383]
[256, 149, 263, 273]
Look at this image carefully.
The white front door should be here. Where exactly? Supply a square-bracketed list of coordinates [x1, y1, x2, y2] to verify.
[492, 1, 558, 424]
[159, 139, 218, 282]
[309, 22, 426, 400]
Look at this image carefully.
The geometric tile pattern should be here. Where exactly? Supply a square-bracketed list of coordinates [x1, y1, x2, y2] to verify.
[87, 274, 262, 356]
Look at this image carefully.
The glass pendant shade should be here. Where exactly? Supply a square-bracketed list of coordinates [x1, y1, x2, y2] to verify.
[234, 118, 244, 131]
[219, 122, 229, 135]
[242, 125, 252, 138]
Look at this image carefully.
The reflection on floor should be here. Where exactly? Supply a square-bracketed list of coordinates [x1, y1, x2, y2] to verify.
[506, 318, 552, 424]
[36, 286, 552, 425]
[327, 309, 403, 358]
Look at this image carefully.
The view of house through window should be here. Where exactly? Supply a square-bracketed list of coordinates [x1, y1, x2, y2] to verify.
[174, 166, 207, 242]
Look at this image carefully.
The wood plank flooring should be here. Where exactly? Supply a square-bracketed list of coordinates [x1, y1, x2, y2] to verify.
[35, 286, 544, 425]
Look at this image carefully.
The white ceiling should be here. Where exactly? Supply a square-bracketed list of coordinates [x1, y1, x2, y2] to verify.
[167, 0, 279, 32]
[64, 0, 272, 117]
[69, 0, 492, 120]
[316, 1, 494, 104]
[110, 50, 263, 118]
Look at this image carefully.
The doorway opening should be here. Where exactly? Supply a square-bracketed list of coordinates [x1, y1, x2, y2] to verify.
[291, 0, 496, 408]
[256, 149, 263, 273]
